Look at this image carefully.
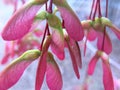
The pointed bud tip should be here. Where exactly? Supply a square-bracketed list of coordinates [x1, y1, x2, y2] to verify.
[20, 49, 41, 61]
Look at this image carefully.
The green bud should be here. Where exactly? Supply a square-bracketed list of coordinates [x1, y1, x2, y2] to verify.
[97, 50, 109, 61]
[97, 50, 103, 57]
[8, 49, 41, 68]
[95, 17, 102, 23]
[81, 20, 92, 29]
[47, 13, 62, 30]
[47, 52, 54, 62]
[31, 0, 48, 5]
[18, 49, 41, 61]
[94, 17, 102, 27]
[47, 52, 57, 66]
[92, 17, 104, 31]
[35, 11, 47, 21]
[53, 0, 68, 8]
[101, 17, 112, 27]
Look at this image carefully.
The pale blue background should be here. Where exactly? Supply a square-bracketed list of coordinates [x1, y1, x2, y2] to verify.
[0, 0, 120, 90]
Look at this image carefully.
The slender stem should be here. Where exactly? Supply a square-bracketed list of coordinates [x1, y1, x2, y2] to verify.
[101, 28, 106, 51]
[102, 0, 108, 51]
[48, 0, 53, 13]
[62, 20, 65, 28]
[40, 2, 51, 50]
[98, 0, 102, 18]
[39, 3, 48, 50]
[106, 0, 108, 17]
[40, 23, 48, 50]
[92, 0, 98, 20]
[89, 0, 95, 19]
[45, 3, 47, 11]
[47, 0, 53, 35]
[47, 26, 50, 35]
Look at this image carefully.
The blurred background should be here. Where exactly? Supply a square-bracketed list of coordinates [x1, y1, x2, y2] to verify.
[0, 0, 120, 90]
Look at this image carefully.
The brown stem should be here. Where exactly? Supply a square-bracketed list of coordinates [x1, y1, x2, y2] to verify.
[101, 0, 109, 51]
[98, 0, 102, 18]
[48, 0, 53, 13]
[89, 0, 96, 19]
[40, 23, 48, 50]
[92, 0, 98, 20]
[106, 0, 108, 17]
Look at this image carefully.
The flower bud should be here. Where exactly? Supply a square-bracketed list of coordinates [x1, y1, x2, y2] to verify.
[47, 13, 62, 30]
[101, 17, 112, 27]
[32, 0, 48, 5]
[18, 49, 41, 61]
[81, 20, 92, 29]
[35, 11, 47, 21]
